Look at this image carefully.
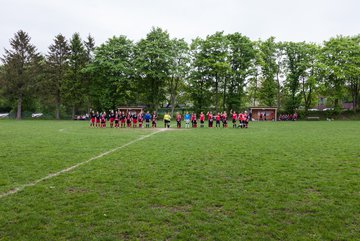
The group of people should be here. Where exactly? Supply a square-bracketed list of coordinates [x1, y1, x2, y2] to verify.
[172, 111, 250, 129]
[89, 110, 158, 128]
[89, 109, 250, 129]
[278, 113, 298, 121]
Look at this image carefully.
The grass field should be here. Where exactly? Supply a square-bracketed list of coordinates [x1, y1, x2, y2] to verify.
[0, 120, 359, 240]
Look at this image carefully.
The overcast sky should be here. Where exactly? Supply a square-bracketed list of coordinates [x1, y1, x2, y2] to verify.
[1, 0, 359, 55]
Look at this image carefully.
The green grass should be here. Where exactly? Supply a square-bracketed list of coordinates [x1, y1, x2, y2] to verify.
[0, 120, 359, 240]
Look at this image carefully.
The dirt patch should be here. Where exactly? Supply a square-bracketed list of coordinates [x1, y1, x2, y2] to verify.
[151, 204, 192, 213]
[66, 187, 88, 193]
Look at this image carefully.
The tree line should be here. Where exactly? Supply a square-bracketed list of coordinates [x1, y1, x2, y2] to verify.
[0, 28, 359, 119]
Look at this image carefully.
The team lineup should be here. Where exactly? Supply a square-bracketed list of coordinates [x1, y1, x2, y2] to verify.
[89, 110, 250, 129]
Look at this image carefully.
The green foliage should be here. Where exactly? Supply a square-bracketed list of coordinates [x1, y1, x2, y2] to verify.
[320, 35, 359, 109]
[257, 37, 279, 107]
[299, 43, 321, 112]
[188, 37, 213, 112]
[85, 35, 135, 110]
[201, 32, 230, 111]
[283, 42, 318, 113]
[167, 38, 190, 115]
[62, 33, 88, 115]
[134, 27, 173, 110]
[44, 34, 70, 119]
[227, 33, 256, 111]
[0, 30, 42, 119]
[1, 30, 360, 117]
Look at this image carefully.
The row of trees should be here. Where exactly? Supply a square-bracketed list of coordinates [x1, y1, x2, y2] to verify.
[1, 28, 359, 119]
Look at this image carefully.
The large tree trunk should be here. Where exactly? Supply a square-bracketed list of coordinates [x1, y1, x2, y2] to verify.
[215, 75, 219, 112]
[55, 90, 61, 120]
[303, 86, 312, 114]
[351, 79, 359, 113]
[222, 77, 227, 112]
[170, 94, 176, 117]
[16, 94, 22, 120]
[276, 69, 281, 109]
[170, 77, 178, 117]
[253, 72, 258, 107]
[72, 106, 76, 119]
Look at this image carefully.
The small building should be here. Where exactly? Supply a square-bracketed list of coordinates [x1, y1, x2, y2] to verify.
[250, 107, 277, 121]
[117, 106, 144, 115]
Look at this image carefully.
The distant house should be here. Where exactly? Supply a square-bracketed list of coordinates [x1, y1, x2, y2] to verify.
[315, 96, 354, 110]
[342, 102, 354, 110]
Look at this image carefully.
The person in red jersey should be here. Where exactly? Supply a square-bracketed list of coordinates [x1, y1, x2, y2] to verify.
[109, 110, 115, 128]
[238, 111, 245, 128]
[231, 110, 237, 128]
[114, 111, 120, 128]
[244, 111, 249, 128]
[191, 112, 197, 128]
[207, 111, 213, 128]
[293, 112, 298, 121]
[199, 112, 205, 128]
[216, 112, 221, 128]
[101, 112, 107, 128]
[126, 112, 132, 128]
[132, 112, 138, 128]
[138, 111, 143, 128]
[90, 110, 96, 128]
[221, 111, 228, 128]
[176, 112, 182, 128]
[152, 111, 157, 128]
[95, 111, 101, 128]
[120, 111, 126, 128]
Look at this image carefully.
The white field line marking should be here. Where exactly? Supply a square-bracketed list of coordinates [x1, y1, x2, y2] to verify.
[0, 129, 167, 199]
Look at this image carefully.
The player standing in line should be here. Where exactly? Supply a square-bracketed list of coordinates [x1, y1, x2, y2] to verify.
[90, 110, 96, 128]
[176, 112, 182, 128]
[132, 112, 138, 128]
[191, 112, 197, 128]
[126, 112, 132, 128]
[239, 111, 245, 128]
[152, 111, 157, 128]
[138, 111, 143, 128]
[114, 111, 120, 128]
[222, 111, 228, 128]
[207, 111, 213, 128]
[199, 112, 205, 128]
[244, 111, 249, 128]
[206, 111, 212, 128]
[101, 111, 107, 128]
[109, 110, 115, 128]
[145, 111, 151, 128]
[231, 110, 237, 128]
[216, 112, 221, 128]
[95, 111, 101, 128]
[120, 111, 125, 128]
[184, 112, 191, 128]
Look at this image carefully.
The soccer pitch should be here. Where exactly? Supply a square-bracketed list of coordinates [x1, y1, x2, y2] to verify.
[0, 120, 359, 240]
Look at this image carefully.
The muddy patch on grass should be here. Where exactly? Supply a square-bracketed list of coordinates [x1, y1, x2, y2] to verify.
[151, 204, 192, 214]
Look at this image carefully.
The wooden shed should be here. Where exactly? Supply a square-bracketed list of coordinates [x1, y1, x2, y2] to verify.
[250, 107, 277, 121]
[117, 106, 144, 114]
